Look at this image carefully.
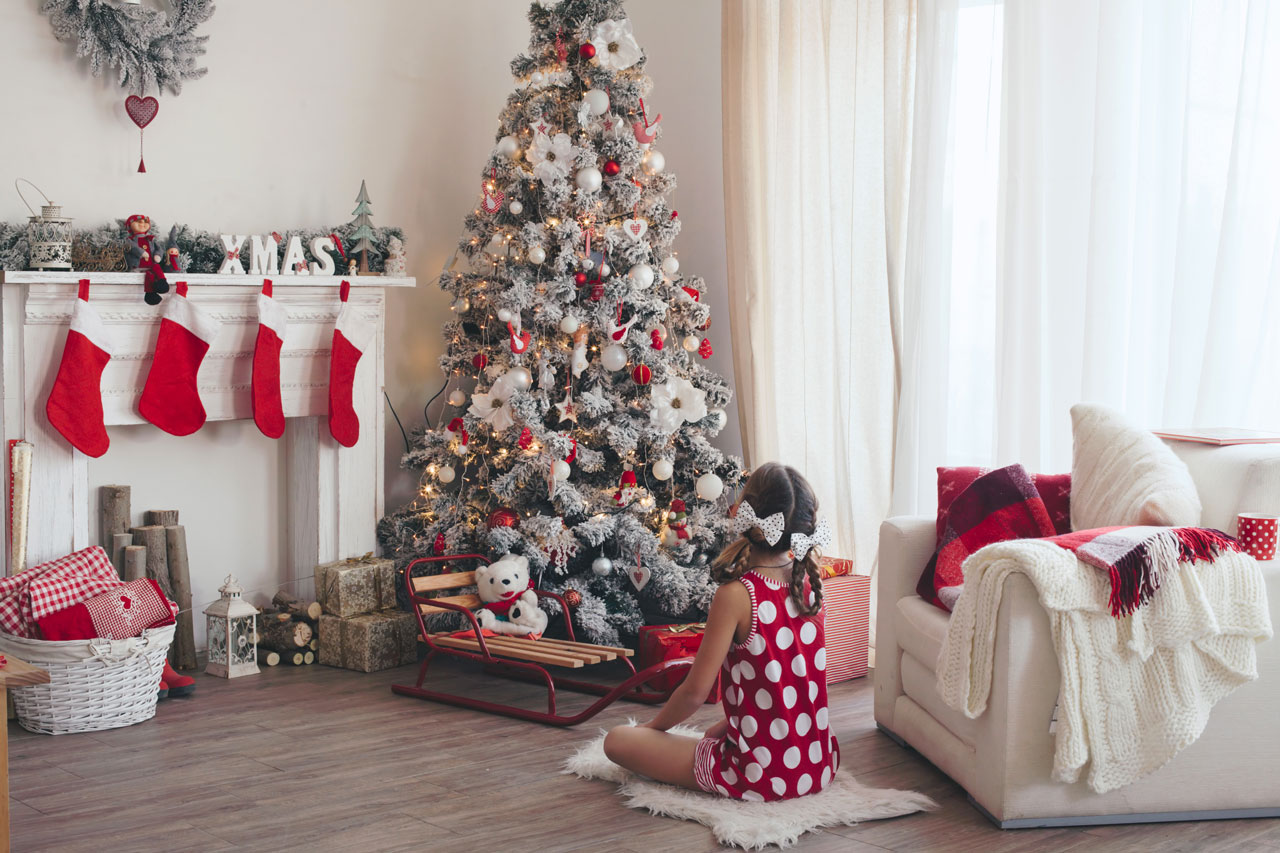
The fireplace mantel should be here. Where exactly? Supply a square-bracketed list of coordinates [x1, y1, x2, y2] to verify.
[0, 271, 416, 574]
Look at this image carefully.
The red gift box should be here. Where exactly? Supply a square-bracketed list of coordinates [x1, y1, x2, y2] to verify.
[638, 623, 721, 704]
[823, 574, 870, 683]
[819, 556, 854, 579]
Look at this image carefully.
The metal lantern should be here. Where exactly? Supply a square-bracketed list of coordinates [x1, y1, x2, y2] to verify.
[204, 574, 260, 678]
[16, 180, 73, 271]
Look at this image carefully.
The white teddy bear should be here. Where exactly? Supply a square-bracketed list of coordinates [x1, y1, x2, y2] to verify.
[475, 553, 548, 637]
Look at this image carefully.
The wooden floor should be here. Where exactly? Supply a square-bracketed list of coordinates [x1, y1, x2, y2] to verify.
[8, 659, 1280, 852]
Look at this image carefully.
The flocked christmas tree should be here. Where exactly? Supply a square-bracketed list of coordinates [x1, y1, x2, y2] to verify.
[378, 0, 743, 645]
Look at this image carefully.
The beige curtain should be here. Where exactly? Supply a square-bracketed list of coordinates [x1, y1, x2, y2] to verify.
[722, 0, 915, 583]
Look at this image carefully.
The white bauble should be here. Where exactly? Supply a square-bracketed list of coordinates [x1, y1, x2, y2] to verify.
[629, 263, 655, 288]
[599, 262, 611, 277]
[661, 256, 680, 276]
[682, 335, 700, 352]
[601, 344, 629, 371]
[504, 366, 533, 392]
[652, 459, 674, 481]
[696, 472, 724, 501]
[709, 408, 727, 426]
[437, 465, 456, 484]
[582, 88, 610, 116]
[592, 556, 613, 576]
[496, 308, 514, 323]
[559, 315, 580, 334]
[552, 460, 571, 481]
[452, 296, 470, 313]
[527, 245, 546, 264]
[496, 135, 519, 157]
[509, 200, 524, 215]
[575, 167, 603, 192]
[447, 390, 467, 407]
[531, 71, 545, 85]
[641, 149, 666, 175]
[581, 257, 595, 270]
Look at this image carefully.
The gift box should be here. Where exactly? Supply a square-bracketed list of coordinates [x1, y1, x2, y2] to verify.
[638, 623, 720, 703]
[314, 556, 397, 618]
[819, 556, 854, 579]
[317, 609, 417, 672]
[823, 574, 870, 683]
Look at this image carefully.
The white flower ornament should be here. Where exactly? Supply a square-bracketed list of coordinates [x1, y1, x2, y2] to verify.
[469, 383, 516, 432]
[527, 132, 578, 184]
[590, 18, 642, 71]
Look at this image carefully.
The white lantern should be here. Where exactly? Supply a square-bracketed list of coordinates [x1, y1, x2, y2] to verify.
[17, 181, 72, 271]
[204, 575, 260, 678]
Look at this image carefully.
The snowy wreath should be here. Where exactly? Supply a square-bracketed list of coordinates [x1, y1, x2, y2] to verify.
[41, 0, 216, 95]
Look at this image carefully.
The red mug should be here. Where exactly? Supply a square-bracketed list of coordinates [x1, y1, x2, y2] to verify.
[1237, 513, 1278, 561]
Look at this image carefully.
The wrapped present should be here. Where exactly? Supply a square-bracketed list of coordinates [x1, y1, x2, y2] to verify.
[818, 556, 854, 579]
[638, 623, 720, 704]
[317, 609, 417, 672]
[823, 574, 870, 683]
[314, 555, 396, 618]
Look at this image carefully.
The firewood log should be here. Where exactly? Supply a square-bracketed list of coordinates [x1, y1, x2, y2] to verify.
[272, 590, 322, 623]
[258, 649, 280, 667]
[165, 525, 197, 671]
[129, 525, 171, 599]
[100, 485, 130, 553]
[281, 650, 306, 665]
[303, 650, 315, 665]
[256, 617, 313, 651]
[145, 510, 179, 526]
[123, 546, 147, 582]
[111, 533, 132, 579]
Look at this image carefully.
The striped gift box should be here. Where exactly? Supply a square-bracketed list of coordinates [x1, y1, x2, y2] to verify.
[823, 574, 870, 683]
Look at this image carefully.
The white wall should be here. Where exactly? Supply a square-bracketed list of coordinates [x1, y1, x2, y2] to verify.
[0, 0, 739, 641]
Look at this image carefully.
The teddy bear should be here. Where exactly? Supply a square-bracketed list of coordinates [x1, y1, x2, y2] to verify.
[475, 553, 548, 637]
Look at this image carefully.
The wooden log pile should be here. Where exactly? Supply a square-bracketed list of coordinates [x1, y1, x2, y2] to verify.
[252, 591, 321, 667]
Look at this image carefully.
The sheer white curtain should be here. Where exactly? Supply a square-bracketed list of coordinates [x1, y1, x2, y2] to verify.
[892, 0, 1280, 516]
[722, 0, 914, 574]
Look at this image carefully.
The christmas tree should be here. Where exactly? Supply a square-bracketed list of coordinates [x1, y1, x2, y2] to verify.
[349, 180, 376, 271]
[378, 0, 743, 645]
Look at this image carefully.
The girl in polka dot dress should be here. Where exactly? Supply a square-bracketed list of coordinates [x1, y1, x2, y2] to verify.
[605, 463, 839, 801]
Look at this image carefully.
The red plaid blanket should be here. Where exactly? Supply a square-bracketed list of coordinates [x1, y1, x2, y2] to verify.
[918, 465, 1056, 611]
[0, 547, 122, 638]
[1045, 526, 1241, 616]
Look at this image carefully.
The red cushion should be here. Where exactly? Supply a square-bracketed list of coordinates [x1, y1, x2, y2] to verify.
[937, 466, 1071, 542]
[37, 579, 176, 641]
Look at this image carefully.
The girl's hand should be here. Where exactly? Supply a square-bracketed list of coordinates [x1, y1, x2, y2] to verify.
[704, 718, 728, 740]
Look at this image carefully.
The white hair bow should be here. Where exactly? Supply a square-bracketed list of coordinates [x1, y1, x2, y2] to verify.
[790, 517, 832, 560]
[729, 500, 786, 546]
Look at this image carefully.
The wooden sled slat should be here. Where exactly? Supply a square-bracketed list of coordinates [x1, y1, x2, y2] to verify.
[533, 637, 617, 661]
[418, 593, 483, 616]
[413, 571, 478, 593]
[480, 635, 606, 665]
[429, 634, 586, 668]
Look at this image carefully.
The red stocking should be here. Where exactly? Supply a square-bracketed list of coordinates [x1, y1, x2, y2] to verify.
[328, 280, 376, 447]
[46, 280, 113, 457]
[139, 282, 222, 436]
[252, 279, 288, 439]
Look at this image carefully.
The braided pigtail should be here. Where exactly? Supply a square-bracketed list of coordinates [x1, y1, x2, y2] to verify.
[789, 547, 823, 617]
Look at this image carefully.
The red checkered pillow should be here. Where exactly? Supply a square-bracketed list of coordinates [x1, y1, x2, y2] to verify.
[37, 579, 176, 641]
[0, 546, 121, 638]
[937, 467, 1072, 542]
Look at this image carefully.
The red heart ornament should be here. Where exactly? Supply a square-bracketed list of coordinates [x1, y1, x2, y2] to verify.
[125, 95, 159, 128]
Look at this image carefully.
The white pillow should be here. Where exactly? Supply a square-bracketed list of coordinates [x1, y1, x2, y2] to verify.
[1070, 403, 1201, 530]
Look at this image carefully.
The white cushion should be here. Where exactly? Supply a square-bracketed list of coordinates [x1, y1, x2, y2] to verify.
[1070, 403, 1201, 530]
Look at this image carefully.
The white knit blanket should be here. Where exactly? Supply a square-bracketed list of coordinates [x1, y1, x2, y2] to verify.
[937, 539, 1272, 793]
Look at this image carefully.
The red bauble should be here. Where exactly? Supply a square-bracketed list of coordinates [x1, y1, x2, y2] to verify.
[432, 533, 446, 556]
[486, 507, 520, 530]
[472, 353, 488, 370]
[579, 43, 596, 60]
[671, 210, 679, 219]
[651, 329, 664, 350]
[632, 364, 652, 385]
[574, 271, 588, 286]
[563, 588, 583, 607]
[517, 426, 533, 450]
[603, 160, 621, 177]
[698, 315, 712, 331]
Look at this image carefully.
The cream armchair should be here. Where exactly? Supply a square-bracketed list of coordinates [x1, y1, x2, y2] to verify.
[874, 442, 1280, 827]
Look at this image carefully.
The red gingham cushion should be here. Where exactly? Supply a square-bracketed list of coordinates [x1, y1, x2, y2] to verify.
[0, 547, 121, 638]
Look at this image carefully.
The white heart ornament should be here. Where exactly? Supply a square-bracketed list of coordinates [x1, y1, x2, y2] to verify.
[630, 562, 651, 591]
[623, 218, 648, 241]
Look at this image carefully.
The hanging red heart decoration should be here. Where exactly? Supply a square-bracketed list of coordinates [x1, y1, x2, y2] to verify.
[124, 95, 159, 173]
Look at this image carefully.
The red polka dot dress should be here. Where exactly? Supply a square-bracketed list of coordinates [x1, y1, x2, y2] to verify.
[693, 571, 840, 801]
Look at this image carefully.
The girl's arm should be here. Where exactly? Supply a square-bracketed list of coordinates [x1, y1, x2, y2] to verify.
[642, 580, 750, 731]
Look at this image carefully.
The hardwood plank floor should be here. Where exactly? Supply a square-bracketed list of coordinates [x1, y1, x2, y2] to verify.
[7, 659, 1278, 852]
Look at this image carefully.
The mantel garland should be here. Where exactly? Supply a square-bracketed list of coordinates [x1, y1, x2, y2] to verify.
[0, 220, 405, 274]
[41, 0, 216, 96]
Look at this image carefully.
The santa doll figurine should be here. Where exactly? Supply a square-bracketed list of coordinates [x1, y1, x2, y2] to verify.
[124, 215, 181, 305]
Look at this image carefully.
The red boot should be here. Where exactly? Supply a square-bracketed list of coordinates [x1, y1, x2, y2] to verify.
[157, 680, 169, 700]
[163, 661, 195, 697]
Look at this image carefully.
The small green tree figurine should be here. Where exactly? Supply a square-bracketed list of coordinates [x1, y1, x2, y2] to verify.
[349, 180, 376, 273]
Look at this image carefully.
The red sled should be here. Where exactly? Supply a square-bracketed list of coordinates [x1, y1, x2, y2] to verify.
[391, 554, 696, 726]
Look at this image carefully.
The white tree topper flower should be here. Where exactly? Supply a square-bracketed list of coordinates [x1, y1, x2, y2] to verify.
[527, 132, 578, 184]
[470, 382, 516, 432]
[649, 377, 708, 433]
[590, 18, 642, 71]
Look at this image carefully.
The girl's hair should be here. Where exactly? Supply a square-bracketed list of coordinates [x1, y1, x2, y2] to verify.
[711, 462, 824, 616]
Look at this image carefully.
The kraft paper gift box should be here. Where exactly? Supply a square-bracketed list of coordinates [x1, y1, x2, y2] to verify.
[314, 556, 397, 618]
[318, 610, 417, 672]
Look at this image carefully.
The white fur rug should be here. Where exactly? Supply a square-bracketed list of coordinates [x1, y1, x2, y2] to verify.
[564, 724, 935, 850]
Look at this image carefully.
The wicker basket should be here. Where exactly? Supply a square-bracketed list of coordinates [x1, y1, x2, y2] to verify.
[0, 624, 175, 735]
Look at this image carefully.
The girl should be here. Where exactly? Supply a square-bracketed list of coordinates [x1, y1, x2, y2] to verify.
[604, 462, 839, 801]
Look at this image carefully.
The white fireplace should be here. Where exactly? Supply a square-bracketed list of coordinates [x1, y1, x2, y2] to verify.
[0, 271, 416, 586]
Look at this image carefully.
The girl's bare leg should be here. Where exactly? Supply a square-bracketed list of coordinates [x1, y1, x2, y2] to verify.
[603, 725, 702, 789]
